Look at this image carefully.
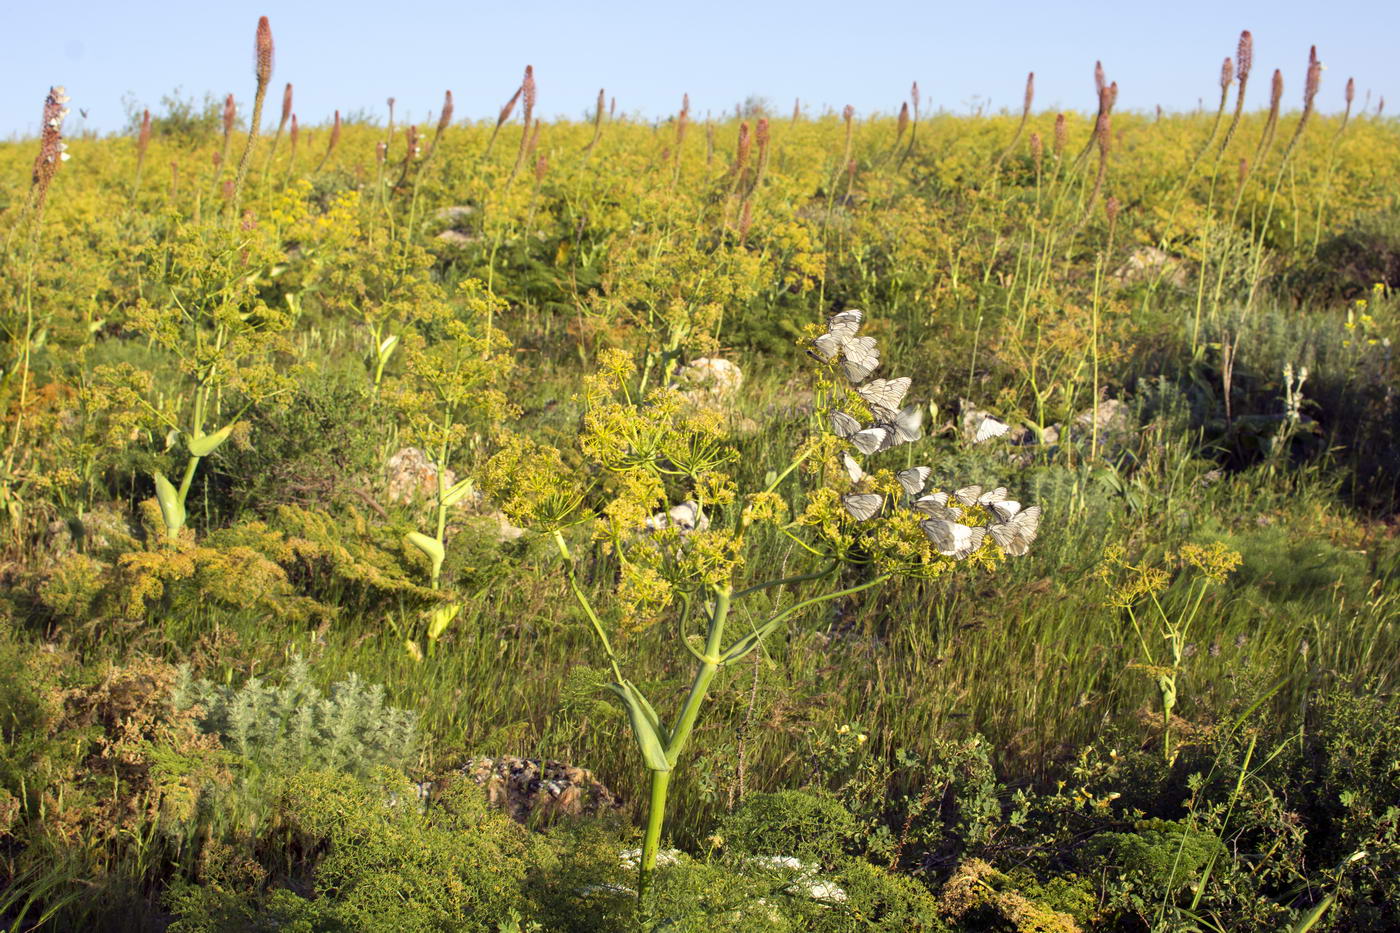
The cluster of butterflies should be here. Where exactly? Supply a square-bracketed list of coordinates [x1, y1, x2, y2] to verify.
[811, 310, 924, 454]
[812, 309, 1040, 561]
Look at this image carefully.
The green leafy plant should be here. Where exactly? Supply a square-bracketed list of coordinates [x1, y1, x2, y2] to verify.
[484, 307, 1040, 908]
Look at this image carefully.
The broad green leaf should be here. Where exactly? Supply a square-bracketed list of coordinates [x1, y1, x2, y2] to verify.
[406, 531, 446, 579]
[606, 680, 671, 772]
[427, 602, 462, 642]
[152, 471, 186, 538]
[187, 422, 235, 458]
[377, 334, 400, 363]
[441, 476, 475, 508]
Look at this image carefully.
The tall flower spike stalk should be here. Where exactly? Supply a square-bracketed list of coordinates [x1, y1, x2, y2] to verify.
[484, 82, 523, 159]
[1254, 69, 1285, 168]
[674, 94, 690, 165]
[584, 88, 605, 154]
[230, 16, 273, 217]
[899, 80, 920, 165]
[315, 110, 342, 172]
[420, 89, 454, 168]
[215, 93, 236, 188]
[840, 104, 855, 171]
[751, 117, 770, 191]
[609, 96, 616, 119]
[1082, 110, 1111, 221]
[394, 124, 421, 190]
[261, 82, 292, 183]
[995, 72, 1035, 172]
[1245, 48, 1322, 306]
[130, 109, 151, 201]
[285, 114, 299, 181]
[1216, 31, 1253, 156]
[1312, 76, 1356, 251]
[509, 65, 537, 181]
[728, 121, 751, 195]
[1075, 64, 1111, 169]
[792, 97, 800, 123]
[4, 86, 70, 528]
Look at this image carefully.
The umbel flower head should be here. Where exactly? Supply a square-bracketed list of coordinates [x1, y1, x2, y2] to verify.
[804, 308, 1041, 575]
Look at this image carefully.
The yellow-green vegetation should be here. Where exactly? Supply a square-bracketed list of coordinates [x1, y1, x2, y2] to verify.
[2, 22, 1400, 932]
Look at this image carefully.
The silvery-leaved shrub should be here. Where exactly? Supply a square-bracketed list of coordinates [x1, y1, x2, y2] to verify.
[172, 655, 418, 780]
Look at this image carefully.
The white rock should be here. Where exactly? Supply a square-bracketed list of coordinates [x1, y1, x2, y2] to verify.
[672, 358, 743, 406]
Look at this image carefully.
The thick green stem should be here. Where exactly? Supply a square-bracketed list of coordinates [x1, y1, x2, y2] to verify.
[637, 585, 731, 904]
[636, 769, 672, 905]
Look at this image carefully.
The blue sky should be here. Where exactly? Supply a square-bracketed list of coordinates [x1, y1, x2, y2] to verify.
[2, 0, 1395, 137]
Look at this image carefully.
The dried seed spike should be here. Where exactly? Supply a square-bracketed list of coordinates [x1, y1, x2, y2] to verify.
[1270, 69, 1284, 113]
[1236, 30, 1253, 84]
[1094, 60, 1105, 95]
[31, 85, 70, 210]
[896, 101, 909, 139]
[521, 65, 536, 124]
[1304, 48, 1321, 107]
[1053, 112, 1067, 155]
[911, 80, 920, 115]
[222, 93, 236, 137]
[1345, 77, 1355, 105]
[1105, 195, 1120, 227]
[281, 82, 293, 123]
[255, 15, 274, 85]
[1023, 71, 1035, 115]
[1030, 131, 1043, 171]
[734, 121, 751, 174]
[1221, 57, 1234, 90]
[438, 90, 454, 132]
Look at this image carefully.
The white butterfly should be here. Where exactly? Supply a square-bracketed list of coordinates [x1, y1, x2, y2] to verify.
[988, 505, 1041, 556]
[977, 487, 1008, 505]
[850, 425, 893, 455]
[896, 466, 931, 497]
[645, 500, 708, 533]
[921, 519, 985, 559]
[973, 416, 1011, 443]
[811, 310, 863, 360]
[988, 499, 1023, 522]
[884, 404, 924, 444]
[830, 411, 861, 438]
[953, 485, 982, 506]
[857, 377, 911, 420]
[912, 494, 958, 521]
[842, 492, 883, 521]
[842, 453, 867, 485]
[840, 336, 881, 382]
